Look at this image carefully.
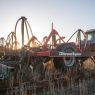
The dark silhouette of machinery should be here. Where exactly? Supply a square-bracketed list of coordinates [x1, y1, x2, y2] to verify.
[0, 16, 95, 94]
[6, 32, 17, 50]
[15, 16, 41, 48]
[0, 37, 5, 47]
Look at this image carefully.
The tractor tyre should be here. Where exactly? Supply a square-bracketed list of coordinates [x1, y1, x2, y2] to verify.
[56, 43, 77, 67]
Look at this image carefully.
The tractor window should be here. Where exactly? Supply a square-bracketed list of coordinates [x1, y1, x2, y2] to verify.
[87, 33, 93, 40]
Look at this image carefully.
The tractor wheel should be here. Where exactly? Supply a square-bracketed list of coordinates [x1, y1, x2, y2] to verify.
[56, 43, 77, 67]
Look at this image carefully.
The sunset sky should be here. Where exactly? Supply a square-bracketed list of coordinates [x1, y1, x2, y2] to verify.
[0, 0, 95, 43]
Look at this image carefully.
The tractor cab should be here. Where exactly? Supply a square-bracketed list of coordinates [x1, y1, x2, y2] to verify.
[85, 29, 95, 51]
[86, 29, 95, 41]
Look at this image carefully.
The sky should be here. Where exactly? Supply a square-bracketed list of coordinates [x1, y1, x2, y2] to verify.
[0, 0, 95, 44]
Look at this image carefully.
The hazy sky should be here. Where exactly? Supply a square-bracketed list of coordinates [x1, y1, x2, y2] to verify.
[0, 0, 95, 42]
